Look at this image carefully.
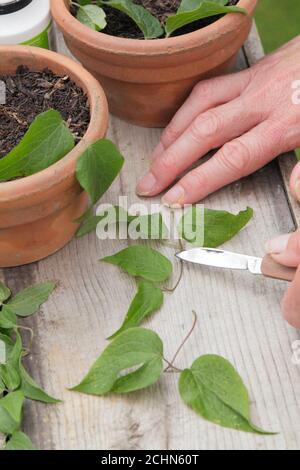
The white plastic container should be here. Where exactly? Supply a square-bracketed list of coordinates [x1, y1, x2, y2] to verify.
[0, 0, 53, 49]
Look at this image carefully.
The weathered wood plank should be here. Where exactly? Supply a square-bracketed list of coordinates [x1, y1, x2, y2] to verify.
[243, 23, 300, 228]
[18, 122, 299, 450]
[1, 23, 300, 450]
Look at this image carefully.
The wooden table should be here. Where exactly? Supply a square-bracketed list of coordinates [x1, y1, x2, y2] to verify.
[1, 24, 300, 451]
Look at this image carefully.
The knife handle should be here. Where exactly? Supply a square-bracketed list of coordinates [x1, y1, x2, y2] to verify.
[261, 255, 297, 282]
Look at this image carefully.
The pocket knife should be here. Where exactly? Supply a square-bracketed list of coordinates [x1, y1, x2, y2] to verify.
[176, 248, 296, 282]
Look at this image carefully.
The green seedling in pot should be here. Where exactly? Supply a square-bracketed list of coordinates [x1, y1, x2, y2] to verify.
[73, 0, 247, 39]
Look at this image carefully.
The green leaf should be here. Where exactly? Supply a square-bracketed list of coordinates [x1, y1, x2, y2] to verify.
[19, 362, 61, 404]
[5, 431, 36, 451]
[179, 355, 274, 434]
[71, 328, 163, 396]
[0, 391, 24, 435]
[0, 331, 22, 391]
[112, 356, 162, 394]
[128, 213, 169, 240]
[0, 377, 5, 394]
[0, 110, 75, 182]
[74, 207, 94, 225]
[165, 0, 247, 37]
[0, 366, 20, 392]
[0, 332, 14, 364]
[7, 282, 56, 317]
[0, 338, 6, 366]
[76, 215, 103, 237]
[77, 4, 107, 31]
[109, 281, 164, 339]
[178, 0, 226, 13]
[101, 245, 173, 282]
[179, 207, 253, 247]
[0, 282, 11, 304]
[104, 0, 164, 39]
[76, 205, 169, 239]
[0, 332, 14, 389]
[0, 331, 13, 345]
[76, 139, 124, 205]
[75, 205, 123, 238]
[0, 306, 17, 329]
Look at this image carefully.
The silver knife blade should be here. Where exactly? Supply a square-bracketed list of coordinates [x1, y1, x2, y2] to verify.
[176, 248, 263, 275]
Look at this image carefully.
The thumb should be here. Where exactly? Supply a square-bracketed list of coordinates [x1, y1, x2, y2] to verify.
[290, 160, 300, 203]
[266, 230, 300, 267]
[282, 264, 300, 329]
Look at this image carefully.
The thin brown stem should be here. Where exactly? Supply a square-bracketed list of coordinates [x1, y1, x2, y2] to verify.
[164, 311, 198, 372]
[162, 238, 185, 294]
[163, 357, 182, 373]
[162, 258, 183, 294]
[17, 325, 34, 354]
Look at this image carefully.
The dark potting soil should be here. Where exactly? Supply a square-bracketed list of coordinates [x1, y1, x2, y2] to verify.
[0, 66, 90, 159]
[72, 0, 239, 39]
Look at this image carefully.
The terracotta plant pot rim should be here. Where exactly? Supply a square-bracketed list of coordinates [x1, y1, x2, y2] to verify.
[0, 45, 108, 204]
[53, 0, 256, 55]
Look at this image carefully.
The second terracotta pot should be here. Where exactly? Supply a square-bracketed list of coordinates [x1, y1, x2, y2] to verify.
[52, 0, 257, 128]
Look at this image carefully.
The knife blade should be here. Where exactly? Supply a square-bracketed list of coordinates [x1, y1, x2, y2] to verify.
[176, 248, 297, 282]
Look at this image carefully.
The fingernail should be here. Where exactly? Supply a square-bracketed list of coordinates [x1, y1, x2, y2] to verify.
[136, 172, 157, 196]
[295, 179, 300, 203]
[151, 142, 164, 161]
[162, 185, 185, 208]
[265, 233, 291, 254]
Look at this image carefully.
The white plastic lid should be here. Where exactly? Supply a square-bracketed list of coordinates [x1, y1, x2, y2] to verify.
[0, 0, 50, 44]
[0, 0, 27, 6]
[0, 0, 31, 8]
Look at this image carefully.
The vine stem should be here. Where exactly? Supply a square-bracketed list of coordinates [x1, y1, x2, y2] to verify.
[162, 239, 185, 294]
[162, 258, 183, 293]
[163, 357, 182, 373]
[164, 311, 198, 373]
[17, 325, 34, 355]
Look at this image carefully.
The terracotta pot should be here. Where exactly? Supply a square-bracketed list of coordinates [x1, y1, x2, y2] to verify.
[52, 0, 257, 128]
[0, 45, 108, 268]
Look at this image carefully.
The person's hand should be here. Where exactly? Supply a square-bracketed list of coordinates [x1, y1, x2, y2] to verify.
[266, 230, 300, 329]
[136, 36, 300, 207]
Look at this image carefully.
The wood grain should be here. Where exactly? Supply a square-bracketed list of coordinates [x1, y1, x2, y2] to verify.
[0, 23, 299, 450]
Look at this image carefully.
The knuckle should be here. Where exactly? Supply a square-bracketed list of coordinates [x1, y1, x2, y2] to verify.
[156, 148, 181, 174]
[190, 110, 223, 142]
[246, 62, 266, 85]
[182, 168, 206, 191]
[192, 79, 212, 98]
[218, 139, 252, 176]
[264, 119, 287, 152]
[161, 125, 181, 147]
[247, 87, 270, 112]
[239, 96, 265, 122]
[242, 67, 254, 88]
